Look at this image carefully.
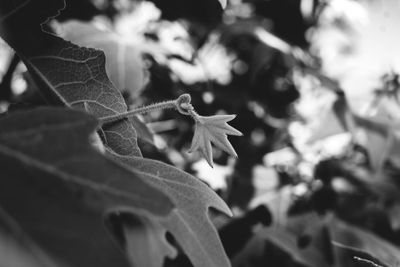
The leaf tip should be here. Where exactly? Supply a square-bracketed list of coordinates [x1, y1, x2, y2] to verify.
[231, 150, 239, 158]
[218, 0, 227, 9]
[236, 129, 244, 137]
[205, 156, 214, 168]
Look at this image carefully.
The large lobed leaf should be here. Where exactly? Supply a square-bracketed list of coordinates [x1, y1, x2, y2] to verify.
[0, 107, 174, 267]
[0, 0, 141, 158]
[108, 151, 232, 267]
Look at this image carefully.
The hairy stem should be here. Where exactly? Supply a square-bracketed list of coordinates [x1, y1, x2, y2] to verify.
[99, 93, 196, 125]
[99, 100, 176, 125]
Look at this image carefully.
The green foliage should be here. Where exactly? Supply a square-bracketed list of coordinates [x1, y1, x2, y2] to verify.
[0, 108, 173, 267]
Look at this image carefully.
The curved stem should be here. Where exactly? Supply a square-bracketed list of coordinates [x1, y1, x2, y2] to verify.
[180, 103, 200, 122]
[99, 94, 196, 125]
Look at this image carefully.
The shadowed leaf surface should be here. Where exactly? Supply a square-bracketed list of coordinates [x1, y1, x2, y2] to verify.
[258, 225, 330, 267]
[333, 242, 389, 267]
[331, 217, 400, 267]
[0, 207, 63, 267]
[107, 212, 177, 267]
[0, 107, 174, 267]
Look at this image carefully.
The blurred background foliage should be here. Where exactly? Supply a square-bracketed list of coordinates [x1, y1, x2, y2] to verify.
[2, 0, 400, 266]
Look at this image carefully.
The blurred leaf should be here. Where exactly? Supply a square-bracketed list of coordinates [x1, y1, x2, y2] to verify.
[333, 242, 389, 267]
[59, 20, 149, 100]
[234, 214, 331, 266]
[130, 116, 154, 145]
[0, 0, 142, 158]
[285, 214, 400, 267]
[235, 213, 327, 266]
[354, 115, 392, 171]
[108, 151, 232, 267]
[374, 94, 400, 121]
[218, 205, 272, 258]
[258, 220, 331, 267]
[218, 0, 227, 9]
[230, 232, 266, 267]
[0, 107, 174, 267]
[331, 217, 400, 267]
[308, 93, 400, 171]
[0, 207, 63, 267]
[339, 161, 400, 202]
[189, 114, 243, 167]
[308, 97, 351, 143]
[107, 212, 176, 267]
[257, 213, 400, 267]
